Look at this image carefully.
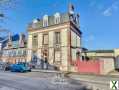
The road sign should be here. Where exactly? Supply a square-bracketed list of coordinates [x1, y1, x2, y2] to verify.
[110, 81, 119, 90]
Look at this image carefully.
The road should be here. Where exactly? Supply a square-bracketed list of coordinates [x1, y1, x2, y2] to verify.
[0, 71, 87, 90]
[69, 73, 119, 90]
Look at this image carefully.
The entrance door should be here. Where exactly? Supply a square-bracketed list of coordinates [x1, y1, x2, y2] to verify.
[41, 49, 48, 69]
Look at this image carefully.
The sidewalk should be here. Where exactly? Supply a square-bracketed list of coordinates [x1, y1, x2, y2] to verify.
[31, 69, 60, 73]
[108, 70, 119, 76]
[67, 72, 119, 85]
[32, 69, 119, 84]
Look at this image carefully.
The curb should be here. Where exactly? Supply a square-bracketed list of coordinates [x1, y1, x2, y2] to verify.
[31, 69, 60, 73]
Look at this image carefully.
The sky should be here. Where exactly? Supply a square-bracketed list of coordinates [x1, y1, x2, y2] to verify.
[1, 0, 119, 50]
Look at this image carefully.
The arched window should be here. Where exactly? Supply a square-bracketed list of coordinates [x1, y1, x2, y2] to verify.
[54, 13, 60, 24]
[43, 15, 48, 27]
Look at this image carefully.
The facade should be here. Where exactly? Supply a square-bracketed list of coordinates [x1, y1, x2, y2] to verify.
[0, 33, 27, 64]
[81, 49, 119, 72]
[27, 4, 82, 71]
[82, 49, 119, 60]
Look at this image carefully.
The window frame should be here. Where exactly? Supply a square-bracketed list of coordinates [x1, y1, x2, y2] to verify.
[32, 34, 38, 49]
[43, 34, 49, 45]
[54, 13, 60, 24]
[55, 32, 61, 45]
[43, 15, 48, 27]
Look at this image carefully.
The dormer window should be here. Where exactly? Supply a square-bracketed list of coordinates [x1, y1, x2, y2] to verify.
[32, 19, 39, 28]
[54, 13, 60, 24]
[43, 15, 48, 27]
[33, 19, 38, 24]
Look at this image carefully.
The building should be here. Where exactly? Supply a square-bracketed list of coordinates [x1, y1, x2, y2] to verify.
[82, 49, 119, 60]
[1, 33, 27, 63]
[81, 49, 119, 72]
[27, 4, 82, 71]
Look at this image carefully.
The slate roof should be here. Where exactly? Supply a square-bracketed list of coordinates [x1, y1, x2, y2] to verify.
[28, 13, 70, 29]
[12, 34, 19, 41]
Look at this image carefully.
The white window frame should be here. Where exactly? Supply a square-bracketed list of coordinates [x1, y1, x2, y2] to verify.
[43, 15, 48, 27]
[54, 13, 60, 24]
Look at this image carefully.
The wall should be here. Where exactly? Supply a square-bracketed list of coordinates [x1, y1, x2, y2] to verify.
[61, 29, 68, 46]
[71, 30, 81, 63]
[99, 58, 115, 75]
[85, 52, 114, 57]
[73, 58, 115, 75]
[27, 34, 33, 62]
[72, 48, 76, 60]
[114, 48, 119, 57]
[27, 24, 70, 71]
[76, 35, 81, 47]
[60, 29, 68, 71]
[48, 31, 54, 64]
[74, 60, 101, 74]
[71, 30, 77, 47]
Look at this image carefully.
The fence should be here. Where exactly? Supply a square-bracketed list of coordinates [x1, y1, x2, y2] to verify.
[71, 60, 103, 74]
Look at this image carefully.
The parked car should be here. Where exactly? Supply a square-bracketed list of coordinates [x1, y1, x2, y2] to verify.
[10, 63, 31, 72]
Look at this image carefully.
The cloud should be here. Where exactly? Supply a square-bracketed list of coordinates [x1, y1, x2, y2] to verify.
[102, 1, 119, 16]
[89, 0, 104, 10]
[103, 8, 112, 16]
[84, 35, 95, 42]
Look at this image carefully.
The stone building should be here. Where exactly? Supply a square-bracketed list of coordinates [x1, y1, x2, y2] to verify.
[27, 4, 82, 71]
[1, 33, 27, 63]
[82, 49, 119, 60]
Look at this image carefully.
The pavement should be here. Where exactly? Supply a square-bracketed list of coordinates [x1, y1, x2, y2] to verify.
[32, 69, 119, 90]
[67, 73, 119, 90]
[0, 70, 119, 90]
[31, 69, 119, 90]
[0, 71, 87, 90]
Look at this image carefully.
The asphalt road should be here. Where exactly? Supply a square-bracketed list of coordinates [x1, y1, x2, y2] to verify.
[69, 73, 119, 90]
[0, 71, 87, 90]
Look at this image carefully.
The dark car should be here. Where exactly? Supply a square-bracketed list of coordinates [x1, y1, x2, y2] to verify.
[4, 63, 11, 71]
[10, 63, 31, 72]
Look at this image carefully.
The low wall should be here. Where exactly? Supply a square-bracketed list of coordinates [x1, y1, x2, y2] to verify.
[99, 58, 115, 75]
[72, 58, 115, 75]
[74, 60, 102, 74]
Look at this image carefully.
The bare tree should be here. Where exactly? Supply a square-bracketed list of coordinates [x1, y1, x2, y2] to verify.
[0, 0, 18, 37]
[0, 0, 17, 20]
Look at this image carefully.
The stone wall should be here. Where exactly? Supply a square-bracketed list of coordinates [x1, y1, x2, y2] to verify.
[100, 58, 115, 75]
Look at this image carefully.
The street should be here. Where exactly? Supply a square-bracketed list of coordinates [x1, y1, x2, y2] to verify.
[0, 71, 87, 90]
[0, 71, 119, 90]
[69, 73, 119, 90]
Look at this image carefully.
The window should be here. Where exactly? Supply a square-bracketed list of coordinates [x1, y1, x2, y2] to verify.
[54, 13, 60, 24]
[43, 15, 48, 27]
[55, 32, 60, 44]
[32, 34, 38, 48]
[76, 51, 80, 59]
[43, 34, 48, 45]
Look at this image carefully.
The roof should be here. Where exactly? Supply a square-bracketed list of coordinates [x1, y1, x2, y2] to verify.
[0, 37, 8, 43]
[0, 37, 3, 41]
[12, 34, 19, 41]
[28, 13, 70, 29]
[87, 50, 114, 53]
